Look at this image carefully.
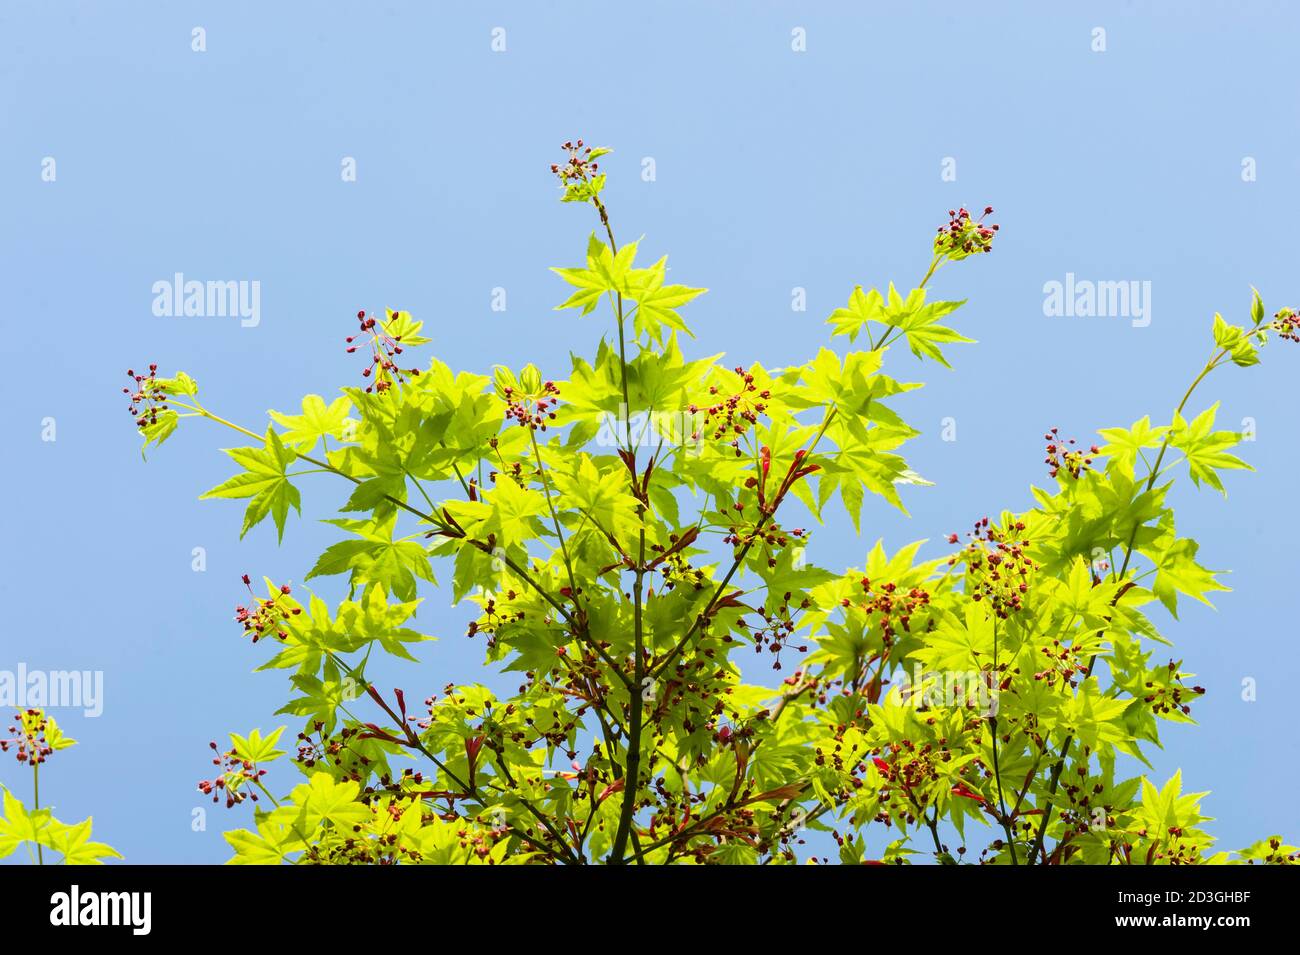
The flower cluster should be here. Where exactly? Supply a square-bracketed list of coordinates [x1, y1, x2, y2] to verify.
[647, 531, 710, 593]
[464, 592, 529, 651]
[745, 593, 812, 670]
[122, 364, 168, 430]
[1034, 634, 1092, 687]
[550, 140, 600, 184]
[1142, 662, 1205, 718]
[690, 366, 770, 457]
[815, 732, 985, 836]
[1271, 307, 1300, 343]
[721, 513, 805, 555]
[868, 738, 974, 798]
[1043, 428, 1096, 480]
[1, 710, 54, 765]
[502, 380, 561, 431]
[294, 722, 375, 783]
[198, 740, 268, 809]
[450, 818, 513, 862]
[1048, 770, 1119, 853]
[950, 517, 1035, 618]
[841, 577, 933, 648]
[935, 206, 999, 258]
[233, 574, 299, 643]
[1252, 837, 1300, 865]
[346, 310, 421, 393]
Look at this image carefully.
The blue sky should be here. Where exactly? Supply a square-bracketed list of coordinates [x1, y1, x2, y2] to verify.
[2, 1, 1298, 863]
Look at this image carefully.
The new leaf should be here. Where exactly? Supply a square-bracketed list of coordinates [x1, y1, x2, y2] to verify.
[202, 428, 302, 541]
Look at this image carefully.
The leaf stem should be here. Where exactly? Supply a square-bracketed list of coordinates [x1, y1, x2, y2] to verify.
[33, 763, 43, 865]
[529, 429, 580, 600]
[989, 619, 1019, 864]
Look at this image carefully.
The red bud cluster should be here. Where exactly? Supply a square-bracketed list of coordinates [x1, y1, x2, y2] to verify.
[123, 364, 168, 430]
[935, 206, 999, 257]
[198, 740, 268, 809]
[692, 366, 769, 457]
[749, 591, 812, 670]
[840, 577, 933, 649]
[1, 710, 55, 765]
[1271, 307, 1300, 343]
[950, 517, 1035, 618]
[233, 575, 299, 643]
[551, 140, 599, 184]
[503, 381, 561, 431]
[346, 310, 421, 393]
[1043, 427, 1096, 479]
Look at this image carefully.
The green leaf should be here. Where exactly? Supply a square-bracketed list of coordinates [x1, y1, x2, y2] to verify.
[1142, 523, 1228, 617]
[225, 828, 289, 865]
[0, 788, 50, 858]
[277, 669, 357, 734]
[42, 714, 76, 751]
[827, 285, 885, 342]
[1250, 287, 1265, 326]
[894, 295, 970, 368]
[224, 816, 299, 865]
[551, 454, 641, 543]
[295, 773, 372, 829]
[561, 174, 607, 204]
[139, 410, 179, 456]
[551, 234, 640, 313]
[229, 726, 287, 765]
[269, 395, 354, 452]
[1170, 404, 1251, 495]
[42, 817, 122, 865]
[625, 256, 705, 344]
[1098, 415, 1169, 479]
[1138, 771, 1210, 834]
[381, 308, 430, 346]
[481, 476, 548, 551]
[336, 583, 433, 662]
[308, 513, 435, 603]
[1059, 679, 1133, 751]
[152, 370, 199, 397]
[1212, 313, 1259, 367]
[201, 428, 302, 541]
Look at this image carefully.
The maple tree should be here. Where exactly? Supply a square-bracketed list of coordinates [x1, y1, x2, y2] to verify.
[18, 139, 1294, 865]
